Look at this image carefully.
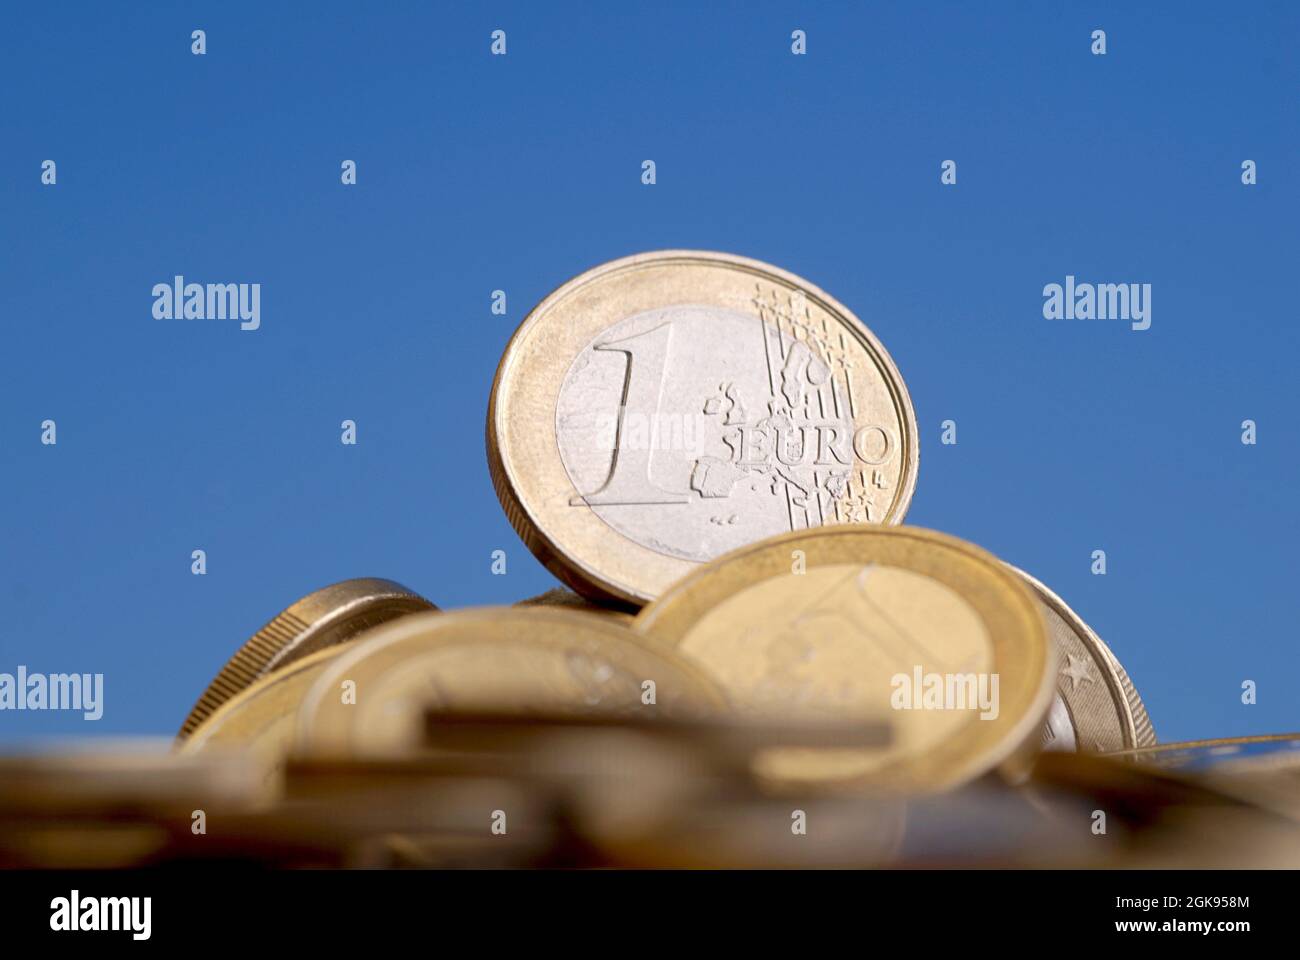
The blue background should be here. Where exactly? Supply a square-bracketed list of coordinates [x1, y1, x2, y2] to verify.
[1, 2, 1296, 743]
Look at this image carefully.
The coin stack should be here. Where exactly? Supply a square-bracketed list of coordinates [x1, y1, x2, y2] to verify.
[3, 251, 1297, 869]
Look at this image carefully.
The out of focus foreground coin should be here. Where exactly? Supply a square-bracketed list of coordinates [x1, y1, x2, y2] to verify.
[179, 645, 347, 788]
[1109, 734, 1300, 772]
[588, 793, 908, 869]
[0, 741, 262, 813]
[1109, 734, 1300, 821]
[1010, 566, 1156, 753]
[487, 250, 919, 606]
[633, 525, 1054, 791]
[177, 577, 435, 739]
[294, 607, 728, 756]
[0, 742, 264, 868]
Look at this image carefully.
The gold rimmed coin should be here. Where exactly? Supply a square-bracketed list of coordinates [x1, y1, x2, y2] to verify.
[633, 525, 1054, 792]
[488, 250, 919, 606]
[178, 645, 348, 792]
[293, 607, 729, 757]
[1010, 566, 1156, 753]
[177, 577, 435, 739]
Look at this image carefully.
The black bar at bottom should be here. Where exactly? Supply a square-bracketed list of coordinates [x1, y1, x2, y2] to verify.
[0, 868, 1282, 945]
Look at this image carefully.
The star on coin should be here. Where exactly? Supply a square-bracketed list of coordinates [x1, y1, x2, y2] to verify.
[1060, 653, 1096, 691]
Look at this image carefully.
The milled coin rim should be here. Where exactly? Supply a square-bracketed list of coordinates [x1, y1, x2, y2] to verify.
[632, 524, 1055, 792]
[178, 645, 348, 753]
[487, 249, 920, 607]
[176, 578, 436, 740]
[292, 606, 732, 756]
[1009, 565, 1156, 751]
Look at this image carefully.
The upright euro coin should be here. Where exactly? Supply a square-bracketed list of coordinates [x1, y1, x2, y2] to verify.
[488, 251, 918, 605]
[634, 526, 1054, 791]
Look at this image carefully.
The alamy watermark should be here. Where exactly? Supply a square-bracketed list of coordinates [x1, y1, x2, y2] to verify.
[50, 891, 150, 940]
[152, 275, 260, 331]
[0, 666, 103, 720]
[890, 665, 1000, 720]
[594, 408, 711, 454]
[1043, 275, 1151, 331]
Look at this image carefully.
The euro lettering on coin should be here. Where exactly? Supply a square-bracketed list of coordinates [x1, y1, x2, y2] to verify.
[488, 250, 919, 605]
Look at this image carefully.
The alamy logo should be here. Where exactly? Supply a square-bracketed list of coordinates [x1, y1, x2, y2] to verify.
[152, 275, 261, 330]
[50, 890, 151, 940]
[0, 666, 103, 719]
[1042, 274, 1151, 331]
[890, 665, 1000, 720]
[593, 409, 710, 454]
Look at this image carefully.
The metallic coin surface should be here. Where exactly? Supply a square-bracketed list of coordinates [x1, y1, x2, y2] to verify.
[1011, 567, 1157, 753]
[179, 646, 347, 791]
[177, 578, 435, 739]
[587, 794, 908, 869]
[488, 250, 919, 605]
[1103, 735, 1300, 826]
[633, 526, 1054, 791]
[1109, 734, 1300, 772]
[0, 743, 267, 868]
[515, 587, 634, 622]
[294, 607, 728, 756]
[0, 741, 262, 814]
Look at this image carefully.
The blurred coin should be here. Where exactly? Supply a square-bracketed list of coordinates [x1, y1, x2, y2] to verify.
[418, 709, 889, 759]
[1010, 566, 1156, 753]
[1030, 747, 1300, 867]
[1109, 733, 1300, 771]
[896, 783, 1110, 868]
[588, 791, 908, 869]
[634, 525, 1054, 791]
[1031, 748, 1249, 816]
[488, 250, 918, 606]
[294, 607, 728, 757]
[1110, 734, 1300, 819]
[390, 711, 887, 866]
[0, 742, 265, 868]
[178, 577, 435, 738]
[1128, 728, 1300, 816]
[587, 780, 1106, 869]
[161, 773, 559, 868]
[0, 740, 262, 814]
[0, 823, 170, 870]
[179, 646, 348, 792]
[515, 587, 634, 622]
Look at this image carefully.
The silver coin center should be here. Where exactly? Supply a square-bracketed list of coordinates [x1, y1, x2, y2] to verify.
[1041, 693, 1078, 752]
[555, 304, 867, 562]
